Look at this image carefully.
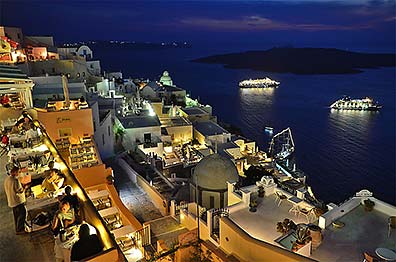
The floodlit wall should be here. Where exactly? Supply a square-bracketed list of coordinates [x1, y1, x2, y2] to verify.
[165, 124, 192, 144]
[124, 126, 161, 146]
[91, 102, 114, 159]
[219, 217, 316, 262]
[36, 108, 94, 143]
[73, 164, 111, 187]
[137, 174, 168, 216]
[20, 59, 89, 79]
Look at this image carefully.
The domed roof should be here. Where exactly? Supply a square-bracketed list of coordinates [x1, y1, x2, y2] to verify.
[162, 71, 169, 77]
[193, 154, 239, 191]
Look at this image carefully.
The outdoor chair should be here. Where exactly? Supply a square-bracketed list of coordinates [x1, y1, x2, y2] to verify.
[275, 191, 287, 206]
[388, 216, 396, 237]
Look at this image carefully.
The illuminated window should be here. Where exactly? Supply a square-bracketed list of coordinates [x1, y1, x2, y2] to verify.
[58, 128, 72, 138]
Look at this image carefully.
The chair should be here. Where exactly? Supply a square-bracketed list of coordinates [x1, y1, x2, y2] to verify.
[388, 216, 396, 237]
[363, 252, 380, 262]
[298, 206, 314, 223]
[275, 191, 287, 206]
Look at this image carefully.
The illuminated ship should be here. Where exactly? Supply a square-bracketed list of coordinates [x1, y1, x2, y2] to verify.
[330, 97, 382, 111]
[239, 77, 280, 88]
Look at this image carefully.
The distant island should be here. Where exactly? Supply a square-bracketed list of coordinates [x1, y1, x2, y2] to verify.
[60, 40, 191, 50]
[192, 47, 396, 74]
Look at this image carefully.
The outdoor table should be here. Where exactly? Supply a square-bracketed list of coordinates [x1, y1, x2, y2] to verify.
[26, 195, 59, 212]
[376, 248, 396, 261]
[1, 118, 16, 130]
[18, 171, 31, 185]
[98, 206, 119, 218]
[288, 196, 303, 215]
[87, 189, 109, 200]
[112, 225, 135, 240]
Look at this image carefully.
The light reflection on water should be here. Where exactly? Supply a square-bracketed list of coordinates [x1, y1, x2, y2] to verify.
[328, 109, 378, 142]
[238, 88, 276, 147]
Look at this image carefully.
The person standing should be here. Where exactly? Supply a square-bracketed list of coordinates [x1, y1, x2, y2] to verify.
[4, 166, 29, 234]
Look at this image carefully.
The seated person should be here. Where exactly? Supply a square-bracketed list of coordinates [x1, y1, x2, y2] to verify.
[10, 120, 24, 134]
[51, 200, 75, 235]
[41, 169, 64, 192]
[61, 186, 80, 213]
[25, 123, 38, 146]
[22, 116, 32, 131]
[71, 224, 103, 261]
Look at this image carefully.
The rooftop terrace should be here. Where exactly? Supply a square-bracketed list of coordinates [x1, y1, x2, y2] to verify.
[193, 120, 229, 136]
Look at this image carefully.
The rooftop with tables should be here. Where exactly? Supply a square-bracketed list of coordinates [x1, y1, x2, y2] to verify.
[226, 176, 396, 262]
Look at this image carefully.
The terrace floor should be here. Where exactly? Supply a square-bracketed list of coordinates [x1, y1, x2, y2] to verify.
[312, 205, 396, 262]
[0, 107, 54, 262]
[229, 189, 396, 262]
[229, 193, 314, 247]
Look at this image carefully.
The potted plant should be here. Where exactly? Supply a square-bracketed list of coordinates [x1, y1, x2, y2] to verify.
[292, 225, 312, 252]
[249, 199, 257, 212]
[363, 199, 375, 211]
[258, 186, 265, 198]
[106, 175, 114, 185]
[276, 218, 297, 235]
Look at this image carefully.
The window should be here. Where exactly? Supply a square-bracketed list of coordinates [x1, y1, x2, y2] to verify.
[93, 121, 96, 132]
[52, 68, 55, 73]
[108, 126, 110, 136]
[144, 133, 151, 144]
[102, 134, 105, 145]
[58, 128, 72, 138]
[210, 196, 215, 209]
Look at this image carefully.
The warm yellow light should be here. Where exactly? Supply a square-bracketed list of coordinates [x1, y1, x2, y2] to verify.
[33, 144, 50, 152]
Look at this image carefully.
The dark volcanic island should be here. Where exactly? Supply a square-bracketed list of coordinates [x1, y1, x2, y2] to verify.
[192, 47, 396, 74]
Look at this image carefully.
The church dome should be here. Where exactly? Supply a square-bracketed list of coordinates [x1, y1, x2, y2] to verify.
[160, 71, 173, 86]
[193, 154, 239, 191]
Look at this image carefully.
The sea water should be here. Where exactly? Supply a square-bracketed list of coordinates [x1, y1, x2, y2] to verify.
[93, 44, 396, 204]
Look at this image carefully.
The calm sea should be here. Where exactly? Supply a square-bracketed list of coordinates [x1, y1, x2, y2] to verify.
[93, 43, 396, 205]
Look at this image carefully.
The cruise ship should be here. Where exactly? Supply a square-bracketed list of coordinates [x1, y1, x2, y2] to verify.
[239, 77, 280, 88]
[330, 97, 382, 111]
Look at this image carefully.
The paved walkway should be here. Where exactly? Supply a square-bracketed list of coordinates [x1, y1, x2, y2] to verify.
[106, 158, 163, 223]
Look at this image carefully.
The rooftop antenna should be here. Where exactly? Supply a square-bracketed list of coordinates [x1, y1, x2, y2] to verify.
[61, 75, 70, 108]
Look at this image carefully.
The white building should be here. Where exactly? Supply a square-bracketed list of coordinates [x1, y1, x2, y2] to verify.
[90, 101, 114, 159]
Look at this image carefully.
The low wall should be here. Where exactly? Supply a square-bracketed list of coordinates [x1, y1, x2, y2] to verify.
[179, 208, 210, 240]
[86, 184, 142, 231]
[219, 217, 316, 262]
[74, 164, 112, 188]
[118, 158, 168, 216]
[117, 158, 137, 184]
[371, 197, 396, 215]
[319, 197, 361, 229]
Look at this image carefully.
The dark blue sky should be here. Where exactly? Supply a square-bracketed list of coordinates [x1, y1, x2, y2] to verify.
[1, 0, 395, 50]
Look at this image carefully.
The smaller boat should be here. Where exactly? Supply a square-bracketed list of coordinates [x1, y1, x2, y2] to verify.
[264, 126, 274, 133]
[330, 96, 382, 111]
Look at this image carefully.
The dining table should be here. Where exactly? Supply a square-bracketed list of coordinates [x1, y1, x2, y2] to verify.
[376, 247, 396, 261]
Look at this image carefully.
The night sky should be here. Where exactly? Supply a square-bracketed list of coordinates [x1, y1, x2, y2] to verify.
[1, 0, 395, 50]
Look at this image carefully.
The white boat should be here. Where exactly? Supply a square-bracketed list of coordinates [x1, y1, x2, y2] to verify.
[330, 96, 382, 111]
[239, 77, 280, 88]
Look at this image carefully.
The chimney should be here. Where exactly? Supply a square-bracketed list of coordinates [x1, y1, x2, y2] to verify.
[62, 75, 70, 108]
